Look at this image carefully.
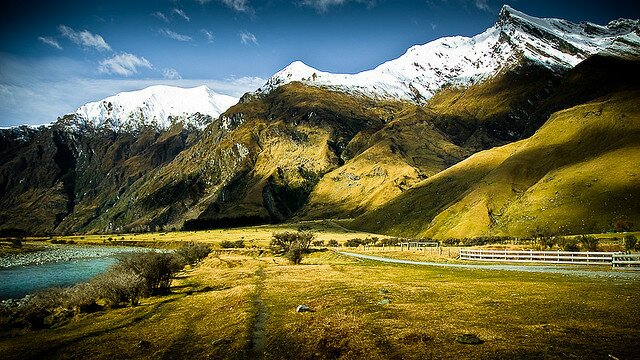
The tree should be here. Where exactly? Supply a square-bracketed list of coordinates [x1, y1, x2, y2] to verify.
[579, 235, 599, 252]
[271, 231, 315, 265]
[623, 234, 638, 252]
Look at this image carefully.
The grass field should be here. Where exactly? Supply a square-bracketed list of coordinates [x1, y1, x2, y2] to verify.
[2, 250, 638, 359]
[13, 220, 389, 250]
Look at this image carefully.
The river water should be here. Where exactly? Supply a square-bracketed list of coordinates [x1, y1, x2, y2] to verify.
[0, 245, 149, 300]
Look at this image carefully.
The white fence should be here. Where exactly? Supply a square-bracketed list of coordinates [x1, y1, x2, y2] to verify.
[459, 249, 615, 265]
[612, 253, 640, 269]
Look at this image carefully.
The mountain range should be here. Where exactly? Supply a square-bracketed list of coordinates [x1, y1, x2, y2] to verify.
[1, 5, 639, 238]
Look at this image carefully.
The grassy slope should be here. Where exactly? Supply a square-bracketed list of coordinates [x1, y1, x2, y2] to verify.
[300, 64, 560, 220]
[2, 251, 638, 359]
[352, 90, 640, 238]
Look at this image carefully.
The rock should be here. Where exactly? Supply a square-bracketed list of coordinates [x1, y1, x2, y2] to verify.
[211, 338, 230, 347]
[378, 298, 390, 305]
[379, 288, 389, 294]
[136, 340, 151, 350]
[455, 334, 483, 345]
[296, 304, 311, 313]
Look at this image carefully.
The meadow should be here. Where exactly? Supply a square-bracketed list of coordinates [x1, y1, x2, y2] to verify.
[1, 239, 638, 359]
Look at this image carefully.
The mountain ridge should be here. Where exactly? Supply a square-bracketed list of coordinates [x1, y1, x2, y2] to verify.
[259, 5, 639, 103]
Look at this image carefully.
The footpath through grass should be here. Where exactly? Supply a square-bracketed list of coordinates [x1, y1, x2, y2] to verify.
[1, 250, 639, 359]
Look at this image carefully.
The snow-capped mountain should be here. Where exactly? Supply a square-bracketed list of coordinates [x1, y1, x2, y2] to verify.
[260, 5, 640, 103]
[73, 85, 238, 131]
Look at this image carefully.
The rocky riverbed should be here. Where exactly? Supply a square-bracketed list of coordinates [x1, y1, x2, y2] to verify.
[0, 245, 149, 268]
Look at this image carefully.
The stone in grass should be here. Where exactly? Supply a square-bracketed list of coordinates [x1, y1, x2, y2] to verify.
[137, 340, 151, 350]
[378, 298, 390, 305]
[455, 334, 484, 345]
[379, 288, 389, 294]
[296, 304, 311, 313]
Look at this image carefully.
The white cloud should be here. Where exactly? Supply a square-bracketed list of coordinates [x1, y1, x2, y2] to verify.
[299, 0, 376, 12]
[153, 11, 170, 22]
[240, 30, 258, 45]
[58, 25, 111, 52]
[0, 54, 265, 127]
[474, 0, 490, 12]
[38, 36, 62, 50]
[162, 68, 182, 80]
[198, 0, 254, 15]
[98, 53, 153, 76]
[173, 8, 191, 21]
[159, 28, 193, 42]
[201, 29, 215, 43]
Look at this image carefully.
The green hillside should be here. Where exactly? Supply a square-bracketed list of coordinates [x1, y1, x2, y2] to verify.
[351, 90, 640, 238]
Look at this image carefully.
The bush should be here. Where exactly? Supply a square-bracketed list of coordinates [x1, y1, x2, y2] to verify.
[286, 246, 305, 265]
[11, 238, 22, 248]
[579, 235, 599, 252]
[220, 240, 245, 249]
[623, 234, 638, 252]
[312, 240, 325, 247]
[559, 238, 579, 252]
[442, 238, 459, 246]
[344, 238, 368, 248]
[270, 231, 314, 254]
[116, 252, 182, 295]
[378, 237, 401, 247]
[92, 269, 146, 306]
[175, 242, 212, 265]
[327, 239, 339, 247]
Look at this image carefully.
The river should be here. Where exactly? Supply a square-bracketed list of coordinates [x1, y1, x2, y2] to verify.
[0, 245, 150, 300]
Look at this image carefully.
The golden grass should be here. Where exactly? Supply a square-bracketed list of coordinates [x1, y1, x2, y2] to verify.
[19, 220, 390, 249]
[3, 250, 638, 359]
[353, 90, 640, 239]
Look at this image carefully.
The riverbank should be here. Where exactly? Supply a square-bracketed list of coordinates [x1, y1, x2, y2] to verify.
[0, 245, 150, 268]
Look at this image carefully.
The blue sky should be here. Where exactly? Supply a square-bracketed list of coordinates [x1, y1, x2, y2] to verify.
[1, 0, 638, 126]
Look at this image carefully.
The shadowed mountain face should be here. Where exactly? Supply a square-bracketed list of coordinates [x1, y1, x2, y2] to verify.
[0, 121, 202, 234]
[351, 56, 640, 238]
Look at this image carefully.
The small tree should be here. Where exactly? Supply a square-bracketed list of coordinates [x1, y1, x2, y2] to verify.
[116, 252, 182, 295]
[579, 235, 599, 252]
[327, 239, 339, 247]
[271, 231, 315, 265]
[531, 226, 555, 250]
[623, 234, 638, 252]
[175, 242, 212, 265]
[270, 231, 314, 254]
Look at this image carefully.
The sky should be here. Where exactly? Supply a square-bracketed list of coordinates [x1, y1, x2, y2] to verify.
[1, 0, 639, 127]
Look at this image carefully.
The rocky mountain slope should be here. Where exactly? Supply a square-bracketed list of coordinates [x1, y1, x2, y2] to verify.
[0, 6, 638, 236]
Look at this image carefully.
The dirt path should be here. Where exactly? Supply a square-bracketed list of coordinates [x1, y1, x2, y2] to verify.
[338, 251, 640, 279]
[248, 267, 267, 359]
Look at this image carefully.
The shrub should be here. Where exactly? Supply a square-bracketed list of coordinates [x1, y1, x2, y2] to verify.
[116, 252, 182, 295]
[442, 238, 459, 246]
[176, 242, 212, 265]
[579, 235, 599, 252]
[270, 231, 314, 254]
[286, 246, 305, 265]
[11, 238, 22, 248]
[220, 240, 245, 249]
[623, 234, 638, 252]
[559, 238, 579, 252]
[92, 269, 146, 306]
[327, 239, 339, 247]
[379, 237, 401, 247]
[344, 238, 367, 248]
[312, 240, 325, 247]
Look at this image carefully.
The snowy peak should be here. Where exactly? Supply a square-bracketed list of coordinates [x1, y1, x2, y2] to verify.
[260, 6, 639, 103]
[72, 85, 239, 132]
